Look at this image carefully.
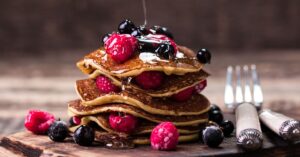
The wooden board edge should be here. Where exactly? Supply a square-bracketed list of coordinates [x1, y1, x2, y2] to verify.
[0, 136, 43, 157]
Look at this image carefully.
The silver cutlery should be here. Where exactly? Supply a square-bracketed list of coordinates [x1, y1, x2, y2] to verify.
[225, 64, 263, 150]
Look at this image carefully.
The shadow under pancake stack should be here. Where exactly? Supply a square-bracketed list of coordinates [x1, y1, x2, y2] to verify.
[67, 20, 211, 149]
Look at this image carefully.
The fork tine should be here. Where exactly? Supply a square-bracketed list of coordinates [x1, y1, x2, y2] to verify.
[235, 66, 244, 104]
[243, 65, 252, 103]
[224, 66, 235, 109]
[251, 64, 263, 107]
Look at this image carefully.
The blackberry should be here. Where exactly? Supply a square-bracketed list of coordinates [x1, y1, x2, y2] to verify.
[73, 125, 95, 146]
[48, 120, 69, 142]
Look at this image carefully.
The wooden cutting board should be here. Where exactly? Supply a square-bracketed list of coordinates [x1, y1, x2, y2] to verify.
[1, 114, 300, 157]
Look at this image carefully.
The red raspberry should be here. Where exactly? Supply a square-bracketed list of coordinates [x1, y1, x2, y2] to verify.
[145, 34, 178, 53]
[195, 80, 207, 94]
[172, 86, 195, 101]
[109, 112, 138, 134]
[104, 33, 138, 63]
[134, 71, 164, 89]
[95, 75, 120, 93]
[24, 110, 55, 134]
[73, 116, 81, 125]
[150, 122, 179, 151]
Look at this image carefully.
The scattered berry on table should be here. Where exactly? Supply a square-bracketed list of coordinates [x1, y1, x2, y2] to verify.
[209, 110, 224, 124]
[196, 48, 211, 64]
[219, 120, 234, 137]
[73, 125, 95, 146]
[96, 75, 120, 93]
[209, 104, 222, 113]
[150, 122, 179, 151]
[104, 34, 138, 63]
[48, 120, 69, 142]
[202, 125, 224, 147]
[24, 110, 55, 134]
[109, 112, 138, 134]
[134, 71, 164, 89]
[172, 86, 195, 101]
[118, 19, 137, 34]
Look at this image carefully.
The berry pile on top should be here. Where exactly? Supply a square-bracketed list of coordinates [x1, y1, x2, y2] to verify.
[24, 19, 234, 151]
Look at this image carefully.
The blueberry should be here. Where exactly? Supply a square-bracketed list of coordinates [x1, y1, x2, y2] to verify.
[155, 44, 175, 59]
[101, 33, 111, 45]
[219, 120, 234, 137]
[139, 42, 156, 52]
[131, 29, 142, 37]
[48, 120, 69, 142]
[137, 26, 150, 35]
[152, 26, 174, 39]
[209, 110, 224, 124]
[197, 48, 211, 64]
[73, 125, 95, 146]
[202, 125, 224, 147]
[69, 117, 75, 126]
[118, 19, 137, 34]
[210, 104, 221, 112]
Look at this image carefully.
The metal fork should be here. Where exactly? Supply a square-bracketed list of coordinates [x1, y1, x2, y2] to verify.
[224, 64, 264, 150]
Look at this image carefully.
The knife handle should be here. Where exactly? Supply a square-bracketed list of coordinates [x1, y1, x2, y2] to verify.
[259, 109, 300, 141]
[236, 103, 263, 150]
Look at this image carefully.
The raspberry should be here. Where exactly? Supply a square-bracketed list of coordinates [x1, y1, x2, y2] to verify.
[104, 33, 138, 63]
[150, 122, 179, 151]
[172, 86, 195, 101]
[95, 75, 120, 93]
[24, 110, 55, 134]
[109, 112, 138, 134]
[195, 80, 207, 94]
[73, 116, 81, 125]
[134, 71, 164, 89]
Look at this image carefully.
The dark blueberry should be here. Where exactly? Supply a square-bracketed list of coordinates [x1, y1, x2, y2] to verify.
[197, 48, 211, 64]
[137, 26, 150, 35]
[73, 125, 95, 146]
[155, 44, 175, 59]
[48, 120, 69, 142]
[101, 33, 111, 45]
[209, 110, 224, 124]
[131, 29, 142, 37]
[219, 120, 234, 137]
[202, 125, 224, 147]
[209, 104, 221, 113]
[118, 19, 137, 34]
[152, 26, 174, 39]
[69, 117, 75, 126]
[139, 42, 156, 52]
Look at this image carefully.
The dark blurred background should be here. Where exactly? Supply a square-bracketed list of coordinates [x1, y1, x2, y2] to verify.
[1, 0, 300, 56]
[0, 0, 300, 135]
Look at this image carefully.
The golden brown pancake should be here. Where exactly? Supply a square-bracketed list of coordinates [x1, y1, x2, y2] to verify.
[88, 69, 209, 97]
[68, 114, 202, 135]
[68, 100, 208, 126]
[70, 129, 199, 145]
[75, 79, 210, 116]
[77, 46, 203, 78]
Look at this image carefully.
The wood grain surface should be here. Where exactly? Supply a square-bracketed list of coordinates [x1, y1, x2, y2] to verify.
[1, 114, 300, 157]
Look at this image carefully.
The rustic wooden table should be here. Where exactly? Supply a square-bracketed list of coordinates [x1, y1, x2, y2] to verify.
[0, 50, 299, 156]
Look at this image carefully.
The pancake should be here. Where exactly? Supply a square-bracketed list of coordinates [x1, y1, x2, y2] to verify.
[76, 46, 203, 78]
[68, 100, 209, 126]
[70, 130, 199, 146]
[75, 79, 210, 116]
[88, 69, 209, 97]
[68, 114, 202, 135]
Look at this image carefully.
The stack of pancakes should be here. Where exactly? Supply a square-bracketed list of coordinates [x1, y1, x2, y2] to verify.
[68, 45, 210, 145]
